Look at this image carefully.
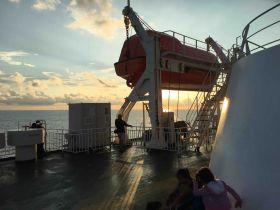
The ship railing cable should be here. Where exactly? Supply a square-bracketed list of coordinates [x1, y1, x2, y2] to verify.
[175, 66, 182, 122]
[167, 65, 171, 113]
[135, 12, 154, 31]
[162, 30, 213, 52]
[240, 3, 280, 56]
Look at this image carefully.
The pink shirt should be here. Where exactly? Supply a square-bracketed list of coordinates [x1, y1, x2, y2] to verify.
[193, 179, 241, 210]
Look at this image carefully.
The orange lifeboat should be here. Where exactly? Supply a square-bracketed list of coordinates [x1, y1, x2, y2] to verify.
[114, 30, 219, 91]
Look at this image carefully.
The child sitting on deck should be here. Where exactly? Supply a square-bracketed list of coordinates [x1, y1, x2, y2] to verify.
[167, 168, 204, 210]
[193, 167, 242, 210]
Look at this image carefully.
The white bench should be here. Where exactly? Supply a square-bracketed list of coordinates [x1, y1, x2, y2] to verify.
[0, 133, 5, 149]
[7, 129, 44, 161]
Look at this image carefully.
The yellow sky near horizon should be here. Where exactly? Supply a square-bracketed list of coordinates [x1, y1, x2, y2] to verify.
[0, 90, 197, 111]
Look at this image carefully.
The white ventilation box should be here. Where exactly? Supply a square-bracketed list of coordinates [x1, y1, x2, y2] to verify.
[0, 133, 5, 149]
[68, 103, 111, 150]
[7, 129, 44, 161]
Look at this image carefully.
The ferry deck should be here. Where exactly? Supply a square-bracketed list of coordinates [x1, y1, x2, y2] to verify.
[0, 147, 210, 210]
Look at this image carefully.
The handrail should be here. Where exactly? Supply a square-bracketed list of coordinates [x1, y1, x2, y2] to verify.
[250, 38, 280, 52]
[163, 30, 205, 44]
[240, 4, 280, 56]
[243, 3, 280, 34]
[162, 30, 211, 52]
[247, 20, 280, 40]
[185, 37, 230, 126]
[185, 63, 219, 125]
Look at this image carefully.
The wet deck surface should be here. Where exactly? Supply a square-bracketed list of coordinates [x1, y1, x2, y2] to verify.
[0, 147, 210, 210]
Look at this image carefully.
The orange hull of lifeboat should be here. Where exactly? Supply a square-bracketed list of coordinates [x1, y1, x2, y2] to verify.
[114, 30, 219, 91]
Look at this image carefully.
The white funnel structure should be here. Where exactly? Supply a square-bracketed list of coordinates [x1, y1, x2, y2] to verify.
[210, 45, 280, 210]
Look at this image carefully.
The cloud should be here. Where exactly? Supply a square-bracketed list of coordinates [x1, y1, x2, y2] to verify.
[0, 51, 35, 67]
[0, 90, 56, 105]
[66, 0, 123, 39]
[55, 93, 96, 104]
[33, 0, 61, 11]
[55, 93, 122, 105]
[0, 51, 28, 66]
[9, 0, 20, 3]
[8, 72, 26, 84]
[19, 70, 120, 90]
[6, 90, 20, 97]
[32, 81, 40, 87]
[97, 78, 116, 88]
[95, 67, 114, 73]
[0, 69, 127, 107]
[42, 71, 57, 76]
[23, 63, 35, 68]
[0, 72, 29, 86]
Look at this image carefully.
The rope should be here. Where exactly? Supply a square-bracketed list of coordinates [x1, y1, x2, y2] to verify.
[176, 67, 181, 122]
[136, 12, 154, 31]
[124, 16, 130, 59]
[167, 60, 171, 113]
[123, 15, 131, 87]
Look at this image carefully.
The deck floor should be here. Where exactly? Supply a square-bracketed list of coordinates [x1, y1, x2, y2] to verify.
[0, 147, 210, 210]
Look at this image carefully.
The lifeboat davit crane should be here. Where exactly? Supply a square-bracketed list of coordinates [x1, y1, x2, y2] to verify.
[115, 1, 230, 149]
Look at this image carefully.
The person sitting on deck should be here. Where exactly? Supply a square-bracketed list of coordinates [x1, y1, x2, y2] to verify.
[115, 114, 132, 149]
[167, 168, 204, 210]
[193, 167, 242, 210]
[167, 169, 191, 209]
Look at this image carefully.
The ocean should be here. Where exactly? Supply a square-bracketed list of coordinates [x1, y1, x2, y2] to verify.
[0, 109, 189, 131]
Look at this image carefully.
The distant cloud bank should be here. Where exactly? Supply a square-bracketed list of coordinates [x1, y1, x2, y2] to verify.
[0, 68, 125, 106]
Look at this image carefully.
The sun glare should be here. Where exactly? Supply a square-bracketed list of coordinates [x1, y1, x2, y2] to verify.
[163, 108, 172, 112]
[222, 97, 229, 111]
[162, 90, 178, 99]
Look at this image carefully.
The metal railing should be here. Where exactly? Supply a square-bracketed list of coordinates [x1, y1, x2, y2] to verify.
[0, 146, 15, 160]
[184, 71, 226, 147]
[0, 125, 210, 160]
[162, 30, 233, 62]
[46, 128, 112, 153]
[240, 3, 280, 56]
[124, 126, 197, 153]
[163, 30, 209, 51]
[0, 127, 112, 160]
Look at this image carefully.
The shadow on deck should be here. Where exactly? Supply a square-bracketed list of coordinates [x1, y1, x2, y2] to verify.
[0, 147, 210, 210]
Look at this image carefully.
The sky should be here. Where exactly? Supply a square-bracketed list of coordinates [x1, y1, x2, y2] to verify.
[0, 0, 279, 110]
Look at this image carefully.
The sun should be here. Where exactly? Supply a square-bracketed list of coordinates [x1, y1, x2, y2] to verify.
[161, 90, 179, 99]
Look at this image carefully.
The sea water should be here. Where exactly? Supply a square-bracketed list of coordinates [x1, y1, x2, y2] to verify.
[0, 109, 189, 131]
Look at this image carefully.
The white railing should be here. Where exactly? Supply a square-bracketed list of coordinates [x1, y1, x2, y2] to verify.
[0, 131, 15, 160]
[240, 4, 280, 56]
[123, 127, 197, 153]
[46, 128, 111, 153]
[0, 127, 112, 160]
[0, 126, 210, 160]
[0, 145, 15, 160]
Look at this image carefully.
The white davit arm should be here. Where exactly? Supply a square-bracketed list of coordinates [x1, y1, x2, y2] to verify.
[205, 37, 230, 66]
[122, 6, 152, 45]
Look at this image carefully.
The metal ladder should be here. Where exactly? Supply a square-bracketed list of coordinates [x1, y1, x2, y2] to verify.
[185, 36, 232, 151]
[186, 67, 229, 151]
